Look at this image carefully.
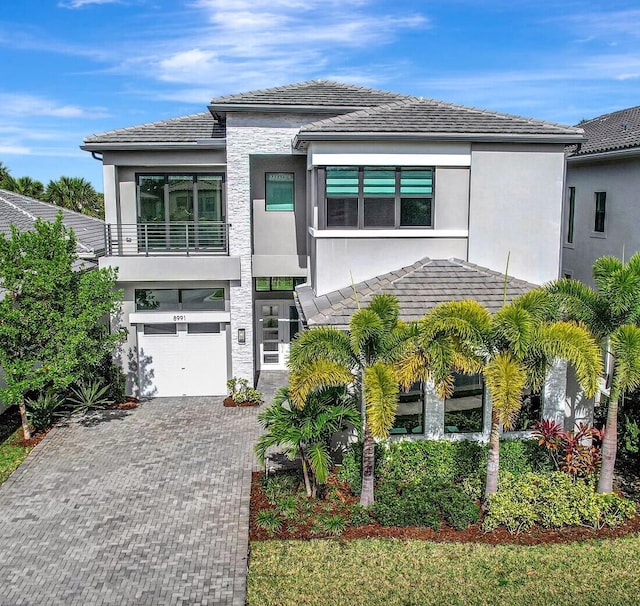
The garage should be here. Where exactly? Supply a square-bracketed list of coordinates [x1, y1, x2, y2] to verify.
[136, 322, 229, 397]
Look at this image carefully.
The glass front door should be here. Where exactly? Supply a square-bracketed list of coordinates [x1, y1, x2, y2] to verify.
[256, 300, 300, 370]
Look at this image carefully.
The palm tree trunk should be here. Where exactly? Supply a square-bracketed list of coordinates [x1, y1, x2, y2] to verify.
[484, 408, 501, 503]
[18, 398, 31, 441]
[301, 452, 313, 498]
[598, 385, 619, 494]
[360, 421, 375, 507]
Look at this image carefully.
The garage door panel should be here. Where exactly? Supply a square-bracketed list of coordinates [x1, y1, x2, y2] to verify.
[138, 324, 228, 397]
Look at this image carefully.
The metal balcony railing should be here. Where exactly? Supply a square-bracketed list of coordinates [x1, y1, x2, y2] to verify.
[105, 222, 230, 256]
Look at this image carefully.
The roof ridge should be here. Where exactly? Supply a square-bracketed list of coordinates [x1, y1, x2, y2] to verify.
[577, 104, 640, 127]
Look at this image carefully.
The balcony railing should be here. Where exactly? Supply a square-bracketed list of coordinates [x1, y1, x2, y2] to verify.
[105, 222, 230, 256]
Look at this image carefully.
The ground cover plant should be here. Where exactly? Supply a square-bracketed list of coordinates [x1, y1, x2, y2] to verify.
[0, 407, 34, 484]
[247, 536, 640, 606]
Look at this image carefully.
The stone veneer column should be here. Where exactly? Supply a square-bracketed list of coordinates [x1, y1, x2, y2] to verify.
[225, 112, 318, 384]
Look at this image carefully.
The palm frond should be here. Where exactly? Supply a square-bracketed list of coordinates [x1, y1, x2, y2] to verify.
[349, 308, 384, 356]
[492, 304, 534, 358]
[289, 360, 354, 409]
[367, 294, 400, 332]
[426, 300, 492, 343]
[484, 351, 527, 429]
[288, 326, 355, 371]
[593, 255, 624, 296]
[510, 288, 560, 322]
[610, 324, 640, 392]
[363, 361, 399, 439]
[305, 442, 332, 484]
[536, 321, 602, 398]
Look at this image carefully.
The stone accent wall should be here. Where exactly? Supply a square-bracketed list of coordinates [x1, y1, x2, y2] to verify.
[225, 112, 328, 383]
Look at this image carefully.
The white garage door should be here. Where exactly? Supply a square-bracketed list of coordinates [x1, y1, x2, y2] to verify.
[137, 322, 228, 397]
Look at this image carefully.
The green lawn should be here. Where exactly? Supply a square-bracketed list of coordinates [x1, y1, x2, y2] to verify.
[248, 536, 640, 606]
[0, 409, 32, 484]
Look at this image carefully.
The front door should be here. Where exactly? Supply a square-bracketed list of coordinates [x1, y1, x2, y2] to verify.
[256, 300, 300, 370]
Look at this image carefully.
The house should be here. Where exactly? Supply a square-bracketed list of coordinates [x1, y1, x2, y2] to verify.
[563, 106, 640, 285]
[0, 188, 106, 414]
[81, 80, 585, 439]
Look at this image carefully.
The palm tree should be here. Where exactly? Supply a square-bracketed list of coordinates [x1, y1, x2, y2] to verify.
[546, 253, 640, 493]
[255, 387, 360, 498]
[4, 176, 45, 199]
[0, 161, 10, 183]
[45, 176, 102, 217]
[398, 290, 602, 501]
[288, 294, 411, 506]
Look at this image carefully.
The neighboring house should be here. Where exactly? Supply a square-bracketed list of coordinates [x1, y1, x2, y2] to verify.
[0, 188, 105, 414]
[81, 80, 585, 439]
[563, 106, 640, 285]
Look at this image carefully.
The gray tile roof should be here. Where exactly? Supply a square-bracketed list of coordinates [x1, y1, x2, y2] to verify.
[297, 97, 584, 140]
[209, 80, 410, 109]
[296, 257, 537, 329]
[84, 112, 224, 145]
[568, 105, 640, 157]
[0, 189, 105, 258]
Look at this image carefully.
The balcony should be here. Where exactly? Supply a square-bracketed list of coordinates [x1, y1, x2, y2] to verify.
[105, 222, 230, 256]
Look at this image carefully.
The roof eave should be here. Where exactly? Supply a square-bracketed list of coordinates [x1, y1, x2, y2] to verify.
[568, 146, 640, 163]
[294, 131, 585, 149]
[80, 140, 227, 152]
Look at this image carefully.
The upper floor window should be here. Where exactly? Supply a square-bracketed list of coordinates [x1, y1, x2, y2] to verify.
[266, 173, 295, 211]
[323, 166, 433, 229]
[594, 191, 606, 233]
[566, 186, 575, 244]
[255, 276, 306, 292]
[137, 173, 224, 223]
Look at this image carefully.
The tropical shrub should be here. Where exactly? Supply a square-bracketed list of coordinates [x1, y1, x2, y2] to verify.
[532, 420, 603, 481]
[68, 380, 113, 414]
[435, 486, 481, 530]
[255, 387, 360, 498]
[483, 471, 636, 533]
[255, 510, 283, 536]
[311, 514, 347, 536]
[25, 391, 65, 432]
[227, 378, 264, 405]
[348, 504, 374, 527]
[374, 482, 442, 529]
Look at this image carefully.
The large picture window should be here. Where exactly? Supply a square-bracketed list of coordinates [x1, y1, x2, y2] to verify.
[135, 288, 225, 311]
[324, 166, 433, 229]
[391, 382, 424, 435]
[444, 373, 484, 433]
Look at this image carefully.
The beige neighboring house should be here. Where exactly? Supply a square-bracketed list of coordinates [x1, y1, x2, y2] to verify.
[0, 188, 105, 414]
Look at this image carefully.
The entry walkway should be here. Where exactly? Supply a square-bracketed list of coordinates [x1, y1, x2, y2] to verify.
[0, 398, 261, 605]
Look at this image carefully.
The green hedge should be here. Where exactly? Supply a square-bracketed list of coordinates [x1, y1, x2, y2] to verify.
[483, 472, 637, 533]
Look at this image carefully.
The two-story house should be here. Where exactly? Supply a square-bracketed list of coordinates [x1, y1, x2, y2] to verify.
[82, 80, 585, 438]
[563, 106, 640, 285]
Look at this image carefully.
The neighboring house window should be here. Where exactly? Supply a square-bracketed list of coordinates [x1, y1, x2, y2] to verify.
[323, 166, 433, 229]
[594, 192, 606, 233]
[567, 186, 575, 244]
[391, 382, 424, 435]
[255, 277, 305, 291]
[444, 373, 484, 433]
[137, 173, 224, 223]
[135, 288, 225, 311]
[265, 173, 295, 211]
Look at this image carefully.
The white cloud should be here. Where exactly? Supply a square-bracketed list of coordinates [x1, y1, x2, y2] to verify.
[0, 94, 111, 119]
[0, 145, 31, 155]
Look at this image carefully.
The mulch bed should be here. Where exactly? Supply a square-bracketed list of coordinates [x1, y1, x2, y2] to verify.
[108, 397, 139, 411]
[249, 471, 640, 545]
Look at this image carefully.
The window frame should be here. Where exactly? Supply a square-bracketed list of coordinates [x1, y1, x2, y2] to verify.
[444, 372, 485, 434]
[265, 172, 295, 212]
[136, 172, 226, 224]
[135, 288, 225, 312]
[565, 186, 576, 245]
[593, 191, 607, 236]
[321, 166, 434, 230]
[254, 277, 305, 292]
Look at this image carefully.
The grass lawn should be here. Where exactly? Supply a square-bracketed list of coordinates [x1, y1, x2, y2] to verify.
[0, 409, 32, 484]
[248, 536, 640, 606]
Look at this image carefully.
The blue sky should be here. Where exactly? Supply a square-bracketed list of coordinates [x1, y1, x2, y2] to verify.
[2, 0, 640, 191]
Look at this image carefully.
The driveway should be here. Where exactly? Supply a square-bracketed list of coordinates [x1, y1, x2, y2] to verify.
[0, 398, 262, 606]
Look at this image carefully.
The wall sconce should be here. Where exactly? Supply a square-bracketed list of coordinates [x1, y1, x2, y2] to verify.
[237, 328, 246, 344]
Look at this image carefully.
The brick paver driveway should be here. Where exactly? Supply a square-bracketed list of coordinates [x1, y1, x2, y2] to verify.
[0, 398, 261, 606]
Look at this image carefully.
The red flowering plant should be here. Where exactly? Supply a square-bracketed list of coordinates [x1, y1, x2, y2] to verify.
[532, 420, 604, 482]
